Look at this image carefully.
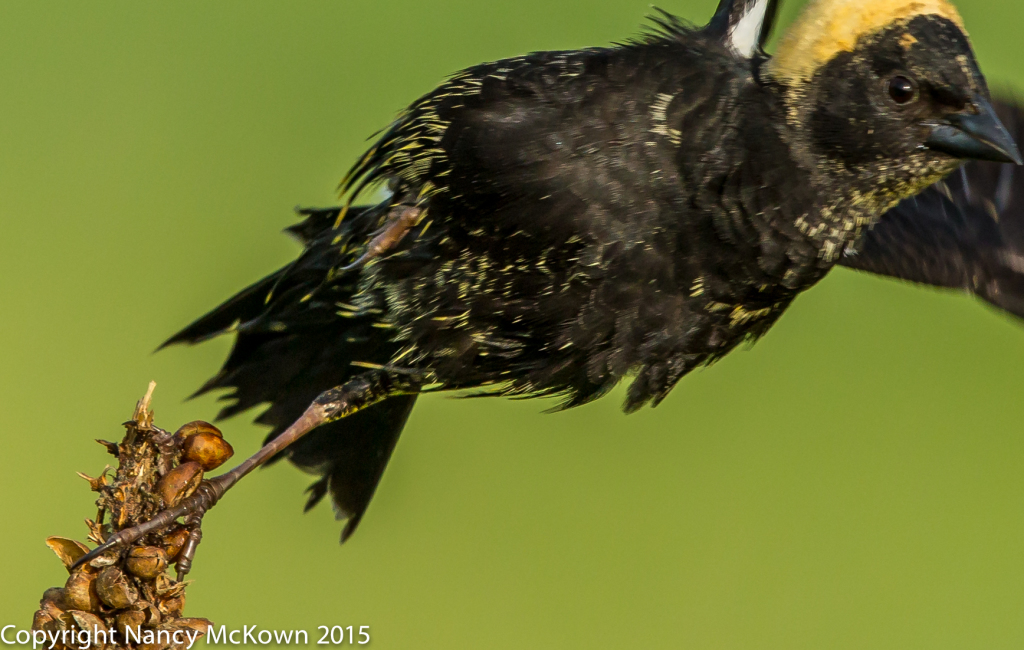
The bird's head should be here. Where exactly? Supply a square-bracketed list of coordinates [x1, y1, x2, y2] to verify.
[764, 0, 1021, 204]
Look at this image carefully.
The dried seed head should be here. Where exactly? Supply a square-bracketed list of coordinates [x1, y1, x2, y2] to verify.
[155, 462, 203, 508]
[161, 525, 190, 561]
[181, 432, 234, 471]
[95, 566, 138, 609]
[63, 571, 101, 613]
[126, 546, 169, 579]
[38, 386, 215, 639]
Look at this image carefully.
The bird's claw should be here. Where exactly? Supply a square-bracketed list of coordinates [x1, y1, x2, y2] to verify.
[70, 474, 229, 578]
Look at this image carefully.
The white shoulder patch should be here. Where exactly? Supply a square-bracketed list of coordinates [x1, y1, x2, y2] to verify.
[727, 0, 772, 57]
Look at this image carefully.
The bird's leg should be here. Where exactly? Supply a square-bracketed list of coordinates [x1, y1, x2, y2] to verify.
[341, 204, 423, 271]
[174, 519, 203, 582]
[71, 370, 414, 575]
[148, 425, 179, 478]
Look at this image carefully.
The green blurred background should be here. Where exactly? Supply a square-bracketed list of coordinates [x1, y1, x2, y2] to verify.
[2, 0, 1024, 647]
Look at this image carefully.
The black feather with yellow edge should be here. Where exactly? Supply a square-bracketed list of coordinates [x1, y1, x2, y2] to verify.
[164, 0, 1024, 541]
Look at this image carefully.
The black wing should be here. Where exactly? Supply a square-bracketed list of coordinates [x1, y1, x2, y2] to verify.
[839, 98, 1024, 319]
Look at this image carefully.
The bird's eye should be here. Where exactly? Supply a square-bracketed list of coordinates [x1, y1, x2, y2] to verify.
[887, 75, 917, 105]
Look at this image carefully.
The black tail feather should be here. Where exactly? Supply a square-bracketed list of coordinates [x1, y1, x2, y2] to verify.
[163, 205, 415, 541]
[160, 270, 284, 349]
[298, 395, 417, 542]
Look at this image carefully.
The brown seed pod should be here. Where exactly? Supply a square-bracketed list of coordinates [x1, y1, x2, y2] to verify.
[174, 420, 222, 441]
[116, 610, 146, 639]
[152, 573, 182, 598]
[87, 551, 119, 569]
[132, 600, 162, 627]
[64, 571, 101, 613]
[159, 594, 185, 617]
[41, 587, 67, 608]
[181, 432, 234, 471]
[31, 608, 54, 632]
[68, 612, 107, 649]
[45, 537, 91, 571]
[161, 525, 190, 560]
[126, 546, 169, 579]
[155, 462, 203, 508]
[39, 599, 65, 623]
[42, 611, 72, 649]
[95, 566, 137, 609]
[172, 618, 212, 635]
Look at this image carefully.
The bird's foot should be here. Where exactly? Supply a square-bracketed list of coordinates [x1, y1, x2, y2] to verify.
[341, 204, 424, 271]
[71, 471, 232, 580]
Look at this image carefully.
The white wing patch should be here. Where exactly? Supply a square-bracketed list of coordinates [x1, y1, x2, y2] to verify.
[728, 0, 771, 57]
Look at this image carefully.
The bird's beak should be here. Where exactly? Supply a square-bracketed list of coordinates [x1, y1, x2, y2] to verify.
[925, 95, 1023, 165]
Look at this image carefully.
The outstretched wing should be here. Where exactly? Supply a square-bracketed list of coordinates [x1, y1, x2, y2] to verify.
[839, 98, 1024, 319]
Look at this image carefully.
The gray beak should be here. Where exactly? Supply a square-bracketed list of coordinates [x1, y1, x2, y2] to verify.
[925, 95, 1023, 165]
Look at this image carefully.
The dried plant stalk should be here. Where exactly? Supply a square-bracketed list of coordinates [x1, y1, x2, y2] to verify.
[31, 383, 224, 649]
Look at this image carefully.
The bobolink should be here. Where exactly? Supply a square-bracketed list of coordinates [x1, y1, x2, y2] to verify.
[76, 0, 1024, 575]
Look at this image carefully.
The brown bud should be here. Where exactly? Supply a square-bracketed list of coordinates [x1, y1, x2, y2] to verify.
[174, 420, 222, 441]
[161, 526, 190, 561]
[155, 462, 203, 507]
[64, 571, 101, 613]
[46, 537, 91, 571]
[95, 566, 137, 609]
[181, 431, 234, 471]
[126, 546, 168, 579]
[116, 610, 146, 639]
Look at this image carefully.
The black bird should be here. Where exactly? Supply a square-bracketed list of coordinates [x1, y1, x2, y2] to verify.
[75, 0, 1024, 575]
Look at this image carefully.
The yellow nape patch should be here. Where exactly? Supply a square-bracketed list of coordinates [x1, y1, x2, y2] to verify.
[767, 0, 965, 84]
